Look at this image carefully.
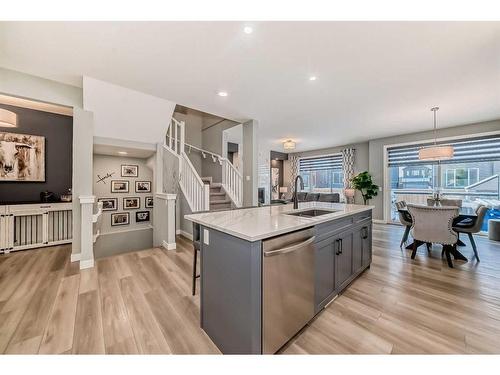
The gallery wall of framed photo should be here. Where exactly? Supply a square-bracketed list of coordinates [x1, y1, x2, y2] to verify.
[0, 103, 73, 203]
[93, 154, 153, 234]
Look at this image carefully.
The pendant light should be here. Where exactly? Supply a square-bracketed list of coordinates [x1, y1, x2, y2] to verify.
[0, 108, 18, 128]
[418, 107, 454, 161]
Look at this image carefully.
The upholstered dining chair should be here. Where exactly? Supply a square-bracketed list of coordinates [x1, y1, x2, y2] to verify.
[296, 192, 308, 202]
[427, 198, 463, 207]
[407, 204, 459, 267]
[453, 204, 488, 262]
[305, 193, 320, 201]
[395, 201, 412, 248]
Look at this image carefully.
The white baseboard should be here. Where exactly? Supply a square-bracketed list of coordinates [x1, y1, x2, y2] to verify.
[70, 253, 81, 262]
[372, 219, 387, 224]
[176, 229, 193, 241]
[162, 240, 177, 250]
[79, 258, 94, 269]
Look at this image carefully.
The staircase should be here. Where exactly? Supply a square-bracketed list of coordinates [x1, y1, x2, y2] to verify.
[164, 117, 243, 213]
[201, 177, 232, 210]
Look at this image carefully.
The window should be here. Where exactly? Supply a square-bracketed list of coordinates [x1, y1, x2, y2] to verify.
[445, 168, 479, 188]
[386, 134, 500, 230]
[299, 154, 343, 193]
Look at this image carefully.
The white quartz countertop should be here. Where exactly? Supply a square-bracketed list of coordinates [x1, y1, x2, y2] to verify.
[184, 202, 374, 242]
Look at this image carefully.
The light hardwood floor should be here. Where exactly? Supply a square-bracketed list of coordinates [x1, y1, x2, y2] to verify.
[1, 223, 500, 354]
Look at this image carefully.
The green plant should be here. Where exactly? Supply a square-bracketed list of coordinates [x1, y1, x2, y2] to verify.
[350, 171, 379, 205]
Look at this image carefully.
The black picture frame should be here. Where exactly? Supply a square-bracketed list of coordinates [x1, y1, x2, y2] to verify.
[111, 212, 129, 226]
[121, 164, 139, 177]
[123, 197, 140, 210]
[111, 180, 129, 193]
[98, 198, 118, 211]
[135, 181, 151, 193]
[135, 211, 150, 223]
[145, 196, 154, 208]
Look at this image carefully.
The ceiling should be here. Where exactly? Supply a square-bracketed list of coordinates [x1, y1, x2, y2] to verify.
[1, 22, 499, 152]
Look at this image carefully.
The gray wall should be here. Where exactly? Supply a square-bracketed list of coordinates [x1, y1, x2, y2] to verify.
[0, 103, 73, 203]
[243, 120, 259, 207]
[202, 119, 238, 181]
[368, 119, 500, 220]
[93, 154, 153, 234]
[93, 154, 153, 257]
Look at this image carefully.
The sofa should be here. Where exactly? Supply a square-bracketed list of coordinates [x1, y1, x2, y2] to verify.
[297, 192, 340, 203]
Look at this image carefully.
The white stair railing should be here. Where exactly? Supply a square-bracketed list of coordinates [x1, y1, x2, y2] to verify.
[164, 116, 243, 211]
[221, 158, 243, 207]
[179, 153, 210, 212]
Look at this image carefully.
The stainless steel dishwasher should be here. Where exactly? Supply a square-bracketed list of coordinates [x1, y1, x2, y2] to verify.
[262, 227, 316, 354]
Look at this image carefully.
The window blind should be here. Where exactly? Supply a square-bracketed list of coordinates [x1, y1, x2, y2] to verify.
[387, 134, 500, 167]
[299, 154, 343, 171]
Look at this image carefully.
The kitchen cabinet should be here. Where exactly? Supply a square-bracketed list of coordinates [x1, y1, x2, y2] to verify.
[314, 216, 372, 313]
[314, 235, 336, 311]
[334, 229, 354, 292]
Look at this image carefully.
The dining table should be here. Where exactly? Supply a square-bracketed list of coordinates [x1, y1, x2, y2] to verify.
[398, 206, 477, 262]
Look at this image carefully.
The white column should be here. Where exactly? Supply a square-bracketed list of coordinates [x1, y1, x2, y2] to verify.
[79, 195, 96, 269]
[156, 193, 177, 250]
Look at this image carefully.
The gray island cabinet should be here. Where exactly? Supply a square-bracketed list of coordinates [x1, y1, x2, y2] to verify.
[185, 202, 373, 354]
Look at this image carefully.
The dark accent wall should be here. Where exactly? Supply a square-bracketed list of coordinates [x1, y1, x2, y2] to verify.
[0, 103, 73, 203]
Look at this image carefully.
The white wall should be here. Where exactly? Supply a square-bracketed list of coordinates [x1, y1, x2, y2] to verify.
[83, 76, 176, 144]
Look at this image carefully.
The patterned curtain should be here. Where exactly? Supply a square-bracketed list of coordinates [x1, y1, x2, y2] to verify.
[289, 155, 299, 194]
[342, 148, 356, 189]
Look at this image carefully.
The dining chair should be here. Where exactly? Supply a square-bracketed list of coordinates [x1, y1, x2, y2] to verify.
[453, 204, 488, 262]
[395, 201, 412, 248]
[192, 223, 201, 295]
[407, 204, 459, 267]
[427, 198, 462, 207]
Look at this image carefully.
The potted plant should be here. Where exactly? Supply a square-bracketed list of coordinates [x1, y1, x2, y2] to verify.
[351, 171, 379, 205]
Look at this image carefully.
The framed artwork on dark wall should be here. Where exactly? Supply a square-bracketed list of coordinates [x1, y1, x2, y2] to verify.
[135, 211, 150, 223]
[121, 164, 138, 177]
[111, 212, 129, 226]
[145, 196, 153, 208]
[123, 197, 140, 209]
[98, 198, 118, 211]
[135, 181, 151, 193]
[111, 180, 129, 193]
[0, 131, 45, 182]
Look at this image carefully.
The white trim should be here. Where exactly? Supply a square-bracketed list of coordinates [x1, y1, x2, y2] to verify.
[156, 192, 177, 200]
[80, 258, 94, 270]
[99, 226, 153, 236]
[162, 240, 177, 250]
[79, 195, 96, 204]
[372, 219, 386, 224]
[70, 253, 81, 262]
[177, 229, 193, 241]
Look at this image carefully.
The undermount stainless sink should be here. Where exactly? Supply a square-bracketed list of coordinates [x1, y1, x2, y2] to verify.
[285, 209, 338, 218]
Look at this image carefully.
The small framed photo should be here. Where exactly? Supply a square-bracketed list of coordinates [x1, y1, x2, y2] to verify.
[136, 211, 150, 223]
[145, 196, 154, 208]
[135, 181, 151, 193]
[111, 180, 129, 193]
[98, 198, 118, 211]
[111, 212, 129, 226]
[121, 164, 139, 177]
[123, 197, 140, 209]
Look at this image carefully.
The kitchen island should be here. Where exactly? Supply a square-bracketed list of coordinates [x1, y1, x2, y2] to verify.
[185, 202, 373, 354]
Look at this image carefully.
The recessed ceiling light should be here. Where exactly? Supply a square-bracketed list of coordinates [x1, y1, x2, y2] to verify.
[309, 76, 317, 81]
[118, 151, 128, 155]
[217, 91, 228, 97]
[243, 26, 253, 34]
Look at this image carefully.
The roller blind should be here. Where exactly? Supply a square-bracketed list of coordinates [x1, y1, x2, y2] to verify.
[387, 134, 500, 167]
[299, 154, 343, 171]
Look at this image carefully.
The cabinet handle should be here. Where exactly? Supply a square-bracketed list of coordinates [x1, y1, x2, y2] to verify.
[362, 227, 369, 239]
[335, 239, 340, 255]
[339, 238, 343, 254]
